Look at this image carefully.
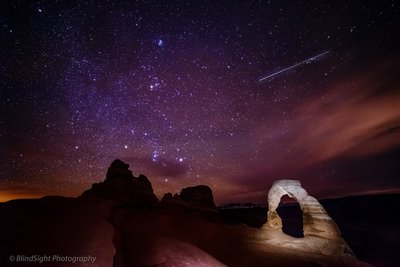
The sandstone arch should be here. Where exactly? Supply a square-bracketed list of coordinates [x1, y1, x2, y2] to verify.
[267, 180, 342, 240]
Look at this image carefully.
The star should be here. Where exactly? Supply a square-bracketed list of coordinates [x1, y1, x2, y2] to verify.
[152, 151, 159, 162]
[157, 39, 164, 47]
[2, 0, 398, 208]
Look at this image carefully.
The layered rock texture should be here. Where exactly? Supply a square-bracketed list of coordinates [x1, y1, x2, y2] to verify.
[263, 179, 355, 258]
[266, 179, 341, 239]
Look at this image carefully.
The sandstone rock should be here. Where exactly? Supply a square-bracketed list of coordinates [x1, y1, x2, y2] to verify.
[121, 236, 227, 267]
[106, 159, 133, 180]
[137, 174, 153, 192]
[160, 186, 220, 221]
[162, 192, 173, 201]
[180, 185, 216, 208]
[81, 159, 159, 205]
[260, 179, 359, 261]
[0, 197, 115, 267]
[266, 179, 342, 240]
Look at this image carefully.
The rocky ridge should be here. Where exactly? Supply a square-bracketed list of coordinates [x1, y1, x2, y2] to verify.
[0, 160, 367, 267]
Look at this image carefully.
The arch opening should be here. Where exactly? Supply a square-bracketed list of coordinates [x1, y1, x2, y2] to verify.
[276, 195, 304, 238]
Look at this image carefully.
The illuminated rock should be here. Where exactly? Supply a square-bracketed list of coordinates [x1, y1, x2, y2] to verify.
[266, 179, 342, 240]
[261, 179, 358, 262]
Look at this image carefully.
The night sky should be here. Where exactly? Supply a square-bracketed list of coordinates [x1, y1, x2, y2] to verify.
[1, 1, 400, 204]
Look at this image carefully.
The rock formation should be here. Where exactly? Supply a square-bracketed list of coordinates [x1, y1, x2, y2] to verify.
[161, 185, 219, 221]
[0, 196, 115, 267]
[266, 179, 342, 239]
[161, 192, 173, 201]
[0, 164, 367, 267]
[180, 185, 216, 208]
[80, 159, 159, 205]
[161, 185, 216, 210]
[106, 159, 132, 180]
[260, 179, 358, 261]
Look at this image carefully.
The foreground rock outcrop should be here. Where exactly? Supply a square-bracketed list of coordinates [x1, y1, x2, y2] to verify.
[0, 161, 367, 267]
[0, 196, 115, 267]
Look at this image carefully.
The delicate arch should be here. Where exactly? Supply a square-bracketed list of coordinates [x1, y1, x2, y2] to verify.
[266, 180, 342, 240]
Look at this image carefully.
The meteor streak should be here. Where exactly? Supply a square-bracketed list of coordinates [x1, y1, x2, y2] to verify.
[259, 50, 330, 82]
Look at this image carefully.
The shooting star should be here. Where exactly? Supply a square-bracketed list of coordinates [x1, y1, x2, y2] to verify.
[259, 50, 330, 82]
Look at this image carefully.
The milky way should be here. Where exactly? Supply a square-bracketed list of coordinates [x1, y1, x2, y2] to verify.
[1, 1, 400, 203]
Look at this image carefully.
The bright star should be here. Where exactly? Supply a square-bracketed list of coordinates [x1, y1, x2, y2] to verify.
[152, 151, 159, 162]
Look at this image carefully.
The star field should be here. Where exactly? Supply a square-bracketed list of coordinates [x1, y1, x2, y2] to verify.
[1, 1, 400, 203]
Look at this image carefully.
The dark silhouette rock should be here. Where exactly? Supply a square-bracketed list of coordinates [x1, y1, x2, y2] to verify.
[161, 185, 216, 209]
[162, 192, 173, 201]
[138, 174, 153, 193]
[180, 185, 216, 208]
[106, 159, 133, 180]
[81, 159, 158, 205]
